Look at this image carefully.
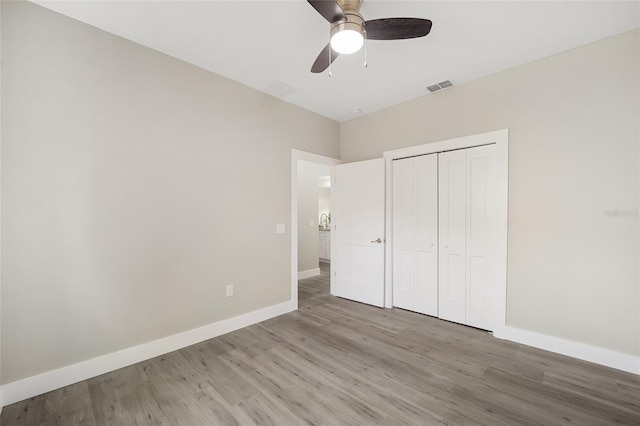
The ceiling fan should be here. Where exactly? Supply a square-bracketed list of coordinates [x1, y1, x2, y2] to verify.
[308, 0, 433, 73]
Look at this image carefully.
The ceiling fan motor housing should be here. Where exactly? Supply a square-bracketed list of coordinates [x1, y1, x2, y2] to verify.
[337, 0, 363, 16]
[331, 0, 365, 38]
[330, 14, 365, 39]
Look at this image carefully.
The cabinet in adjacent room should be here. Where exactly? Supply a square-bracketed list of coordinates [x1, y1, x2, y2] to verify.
[319, 229, 331, 262]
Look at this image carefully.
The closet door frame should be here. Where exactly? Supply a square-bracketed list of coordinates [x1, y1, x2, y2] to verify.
[383, 129, 509, 334]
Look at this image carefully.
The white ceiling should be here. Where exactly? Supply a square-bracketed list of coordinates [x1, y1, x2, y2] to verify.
[33, 1, 640, 122]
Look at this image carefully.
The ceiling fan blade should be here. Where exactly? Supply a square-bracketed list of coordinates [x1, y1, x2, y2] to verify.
[365, 18, 432, 40]
[307, 0, 345, 23]
[311, 43, 340, 73]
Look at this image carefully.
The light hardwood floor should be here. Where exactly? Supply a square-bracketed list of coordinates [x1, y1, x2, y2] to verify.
[2, 262, 639, 425]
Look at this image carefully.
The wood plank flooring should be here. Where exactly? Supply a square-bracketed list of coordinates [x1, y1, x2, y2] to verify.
[2, 262, 639, 425]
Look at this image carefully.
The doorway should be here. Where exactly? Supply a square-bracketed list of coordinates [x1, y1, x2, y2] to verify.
[297, 160, 332, 279]
[290, 150, 340, 309]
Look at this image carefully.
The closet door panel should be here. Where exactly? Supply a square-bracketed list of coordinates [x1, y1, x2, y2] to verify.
[465, 145, 495, 330]
[414, 154, 438, 316]
[392, 158, 415, 311]
[438, 150, 466, 325]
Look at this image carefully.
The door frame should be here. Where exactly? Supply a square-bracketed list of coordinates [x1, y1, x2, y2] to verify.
[383, 129, 509, 333]
[291, 149, 341, 310]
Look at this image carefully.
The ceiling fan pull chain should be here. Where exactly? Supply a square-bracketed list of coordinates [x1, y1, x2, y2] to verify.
[364, 30, 368, 69]
[329, 38, 333, 77]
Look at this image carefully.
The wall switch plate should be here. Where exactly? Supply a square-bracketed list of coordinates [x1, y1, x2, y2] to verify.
[226, 284, 234, 297]
[276, 224, 285, 234]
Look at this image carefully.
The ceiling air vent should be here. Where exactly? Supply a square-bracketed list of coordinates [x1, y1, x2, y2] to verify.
[427, 80, 454, 93]
[264, 80, 297, 98]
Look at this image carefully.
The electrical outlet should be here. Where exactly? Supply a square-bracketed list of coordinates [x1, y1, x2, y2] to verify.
[226, 284, 234, 297]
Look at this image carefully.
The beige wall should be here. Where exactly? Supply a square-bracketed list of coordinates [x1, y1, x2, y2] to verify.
[297, 160, 320, 273]
[341, 30, 640, 357]
[1, 1, 339, 383]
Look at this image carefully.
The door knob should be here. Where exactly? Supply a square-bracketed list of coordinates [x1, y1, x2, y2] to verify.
[371, 238, 383, 243]
[443, 245, 448, 249]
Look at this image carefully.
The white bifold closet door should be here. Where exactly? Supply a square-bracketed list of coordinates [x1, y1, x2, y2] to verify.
[392, 154, 438, 316]
[438, 149, 467, 324]
[393, 145, 496, 330]
[439, 144, 496, 330]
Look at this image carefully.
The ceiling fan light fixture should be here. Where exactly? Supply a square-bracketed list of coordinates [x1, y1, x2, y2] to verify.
[330, 14, 365, 54]
[331, 29, 363, 54]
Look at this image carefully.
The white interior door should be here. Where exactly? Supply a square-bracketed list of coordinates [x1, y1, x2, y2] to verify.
[414, 155, 439, 315]
[392, 155, 438, 316]
[392, 158, 415, 311]
[465, 144, 496, 330]
[332, 158, 385, 307]
[438, 150, 467, 324]
[438, 146, 496, 329]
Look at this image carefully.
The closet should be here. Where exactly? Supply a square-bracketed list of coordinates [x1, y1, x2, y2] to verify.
[392, 144, 496, 331]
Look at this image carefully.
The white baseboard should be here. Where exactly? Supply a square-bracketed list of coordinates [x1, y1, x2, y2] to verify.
[1, 300, 296, 407]
[494, 326, 640, 375]
[298, 268, 321, 280]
